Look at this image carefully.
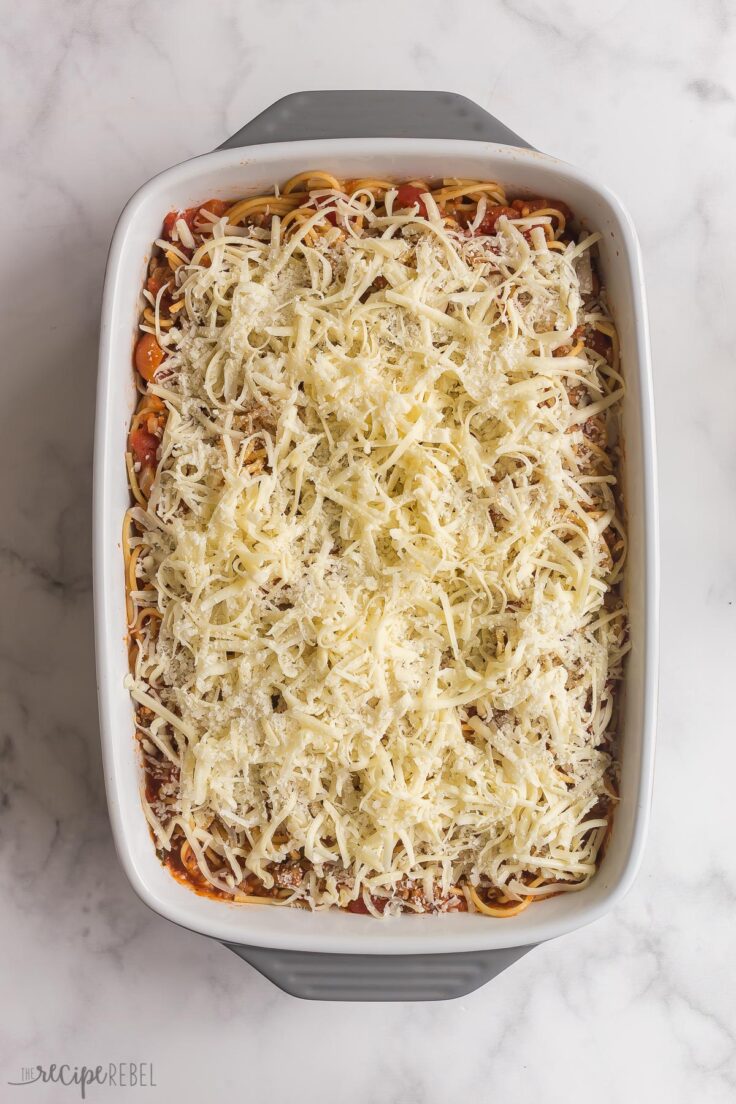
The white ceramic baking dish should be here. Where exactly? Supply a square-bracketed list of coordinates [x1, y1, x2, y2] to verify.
[94, 92, 658, 1001]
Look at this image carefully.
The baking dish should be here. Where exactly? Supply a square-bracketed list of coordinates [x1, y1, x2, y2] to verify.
[94, 91, 658, 1001]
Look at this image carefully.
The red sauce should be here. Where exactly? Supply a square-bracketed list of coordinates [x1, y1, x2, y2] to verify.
[395, 184, 428, 219]
[162, 198, 230, 240]
[164, 843, 230, 900]
[346, 895, 389, 915]
[129, 427, 159, 466]
[476, 204, 517, 235]
[308, 202, 339, 226]
[585, 328, 613, 360]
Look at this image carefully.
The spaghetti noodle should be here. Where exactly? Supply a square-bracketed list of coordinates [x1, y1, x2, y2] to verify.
[124, 175, 627, 916]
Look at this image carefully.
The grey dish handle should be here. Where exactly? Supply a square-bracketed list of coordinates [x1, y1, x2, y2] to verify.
[218, 89, 533, 1001]
[226, 944, 533, 1002]
[218, 90, 532, 150]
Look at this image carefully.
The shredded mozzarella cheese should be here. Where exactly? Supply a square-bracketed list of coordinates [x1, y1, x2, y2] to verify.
[129, 194, 628, 911]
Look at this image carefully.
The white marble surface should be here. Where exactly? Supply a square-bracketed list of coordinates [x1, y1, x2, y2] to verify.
[1, 1, 735, 1100]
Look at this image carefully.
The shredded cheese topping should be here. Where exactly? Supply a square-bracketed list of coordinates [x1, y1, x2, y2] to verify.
[128, 185, 628, 914]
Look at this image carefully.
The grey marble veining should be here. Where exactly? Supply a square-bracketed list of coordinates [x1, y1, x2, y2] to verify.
[1, 1, 735, 1101]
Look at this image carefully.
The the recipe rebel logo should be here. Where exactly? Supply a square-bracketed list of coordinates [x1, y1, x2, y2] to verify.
[8, 1063, 157, 1098]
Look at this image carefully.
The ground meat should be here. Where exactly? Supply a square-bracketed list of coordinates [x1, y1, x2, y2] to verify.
[271, 860, 305, 889]
[583, 414, 607, 449]
[394, 880, 467, 914]
[585, 327, 612, 362]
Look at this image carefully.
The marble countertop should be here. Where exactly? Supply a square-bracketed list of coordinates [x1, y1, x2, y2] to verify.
[2, 1, 735, 1101]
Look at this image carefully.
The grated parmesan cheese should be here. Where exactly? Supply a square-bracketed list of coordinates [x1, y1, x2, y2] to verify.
[128, 191, 628, 911]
